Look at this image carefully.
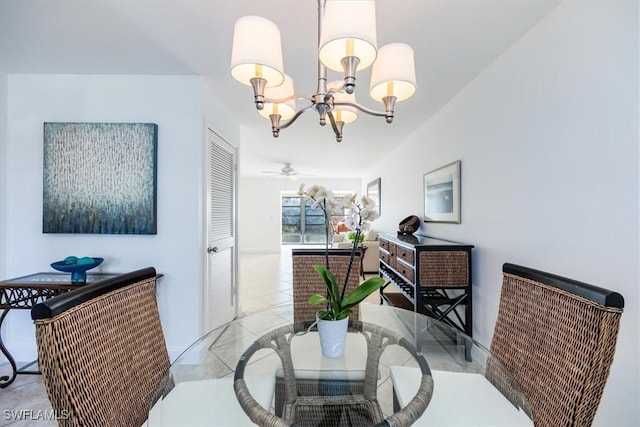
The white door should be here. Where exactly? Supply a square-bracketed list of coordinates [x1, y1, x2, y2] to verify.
[205, 129, 237, 332]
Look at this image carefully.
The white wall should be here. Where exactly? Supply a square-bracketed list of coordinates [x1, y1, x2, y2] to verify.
[0, 73, 7, 280]
[239, 176, 362, 253]
[365, 1, 639, 425]
[2, 74, 230, 361]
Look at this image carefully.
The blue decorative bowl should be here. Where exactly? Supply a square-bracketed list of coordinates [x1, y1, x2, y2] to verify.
[51, 257, 104, 282]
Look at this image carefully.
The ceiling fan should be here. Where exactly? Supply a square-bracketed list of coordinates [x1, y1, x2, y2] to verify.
[261, 162, 310, 178]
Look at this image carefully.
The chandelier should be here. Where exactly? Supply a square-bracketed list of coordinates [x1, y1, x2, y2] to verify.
[230, 0, 417, 142]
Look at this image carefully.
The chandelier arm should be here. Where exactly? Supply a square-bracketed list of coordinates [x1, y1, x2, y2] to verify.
[323, 92, 334, 103]
[324, 84, 346, 101]
[278, 105, 315, 130]
[326, 111, 344, 143]
[333, 101, 388, 118]
[263, 94, 315, 104]
[327, 111, 339, 135]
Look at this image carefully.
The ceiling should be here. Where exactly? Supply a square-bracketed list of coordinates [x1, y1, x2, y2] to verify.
[0, 0, 560, 178]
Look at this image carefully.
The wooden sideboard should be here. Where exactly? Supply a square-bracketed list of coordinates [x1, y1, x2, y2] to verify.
[378, 234, 474, 336]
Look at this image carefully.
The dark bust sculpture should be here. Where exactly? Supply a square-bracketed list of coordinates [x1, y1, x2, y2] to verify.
[398, 215, 421, 234]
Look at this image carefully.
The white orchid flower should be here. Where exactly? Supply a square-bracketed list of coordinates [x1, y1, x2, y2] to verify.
[326, 199, 343, 216]
[344, 216, 358, 230]
[361, 195, 376, 209]
[360, 208, 379, 222]
[307, 185, 323, 198]
[342, 193, 357, 209]
[300, 185, 379, 242]
[314, 188, 334, 204]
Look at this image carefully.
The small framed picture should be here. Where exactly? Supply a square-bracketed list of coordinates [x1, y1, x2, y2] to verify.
[423, 161, 461, 223]
[367, 178, 381, 216]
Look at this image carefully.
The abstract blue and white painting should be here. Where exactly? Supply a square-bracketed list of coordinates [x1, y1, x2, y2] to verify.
[43, 122, 158, 234]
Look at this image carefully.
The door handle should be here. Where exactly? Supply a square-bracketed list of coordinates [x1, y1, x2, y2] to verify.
[207, 247, 219, 253]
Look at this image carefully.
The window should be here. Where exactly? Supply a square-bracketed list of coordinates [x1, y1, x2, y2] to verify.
[281, 196, 302, 244]
[281, 194, 347, 245]
[304, 198, 327, 244]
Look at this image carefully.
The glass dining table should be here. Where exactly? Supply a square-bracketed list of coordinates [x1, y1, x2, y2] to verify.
[148, 304, 532, 426]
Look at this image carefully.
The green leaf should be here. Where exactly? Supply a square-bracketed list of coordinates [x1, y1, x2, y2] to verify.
[312, 265, 332, 298]
[341, 277, 385, 310]
[312, 263, 372, 321]
[325, 269, 340, 302]
[318, 309, 331, 320]
[335, 309, 352, 320]
[308, 294, 327, 305]
[329, 299, 340, 316]
[313, 264, 339, 302]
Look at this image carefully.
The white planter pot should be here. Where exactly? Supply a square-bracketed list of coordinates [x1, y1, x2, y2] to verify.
[316, 315, 349, 358]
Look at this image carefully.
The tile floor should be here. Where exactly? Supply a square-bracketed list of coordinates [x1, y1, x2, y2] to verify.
[0, 246, 385, 426]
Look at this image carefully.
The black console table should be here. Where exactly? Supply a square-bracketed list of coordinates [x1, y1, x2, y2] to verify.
[0, 272, 119, 387]
[378, 234, 474, 336]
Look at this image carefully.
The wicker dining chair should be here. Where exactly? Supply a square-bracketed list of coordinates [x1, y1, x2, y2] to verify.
[292, 248, 363, 323]
[488, 263, 625, 427]
[31, 267, 169, 427]
[235, 321, 433, 427]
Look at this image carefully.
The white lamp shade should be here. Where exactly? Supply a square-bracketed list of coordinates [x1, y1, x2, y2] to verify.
[258, 75, 296, 120]
[328, 81, 358, 124]
[319, 0, 377, 72]
[230, 16, 285, 87]
[369, 43, 417, 102]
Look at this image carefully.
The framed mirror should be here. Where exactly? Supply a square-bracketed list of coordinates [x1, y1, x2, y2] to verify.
[367, 178, 381, 216]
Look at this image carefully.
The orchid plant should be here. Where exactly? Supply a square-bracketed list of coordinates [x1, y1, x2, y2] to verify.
[298, 184, 385, 321]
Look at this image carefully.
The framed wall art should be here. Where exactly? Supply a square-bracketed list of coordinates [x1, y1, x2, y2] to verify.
[367, 177, 381, 216]
[42, 122, 158, 234]
[423, 160, 461, 223]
